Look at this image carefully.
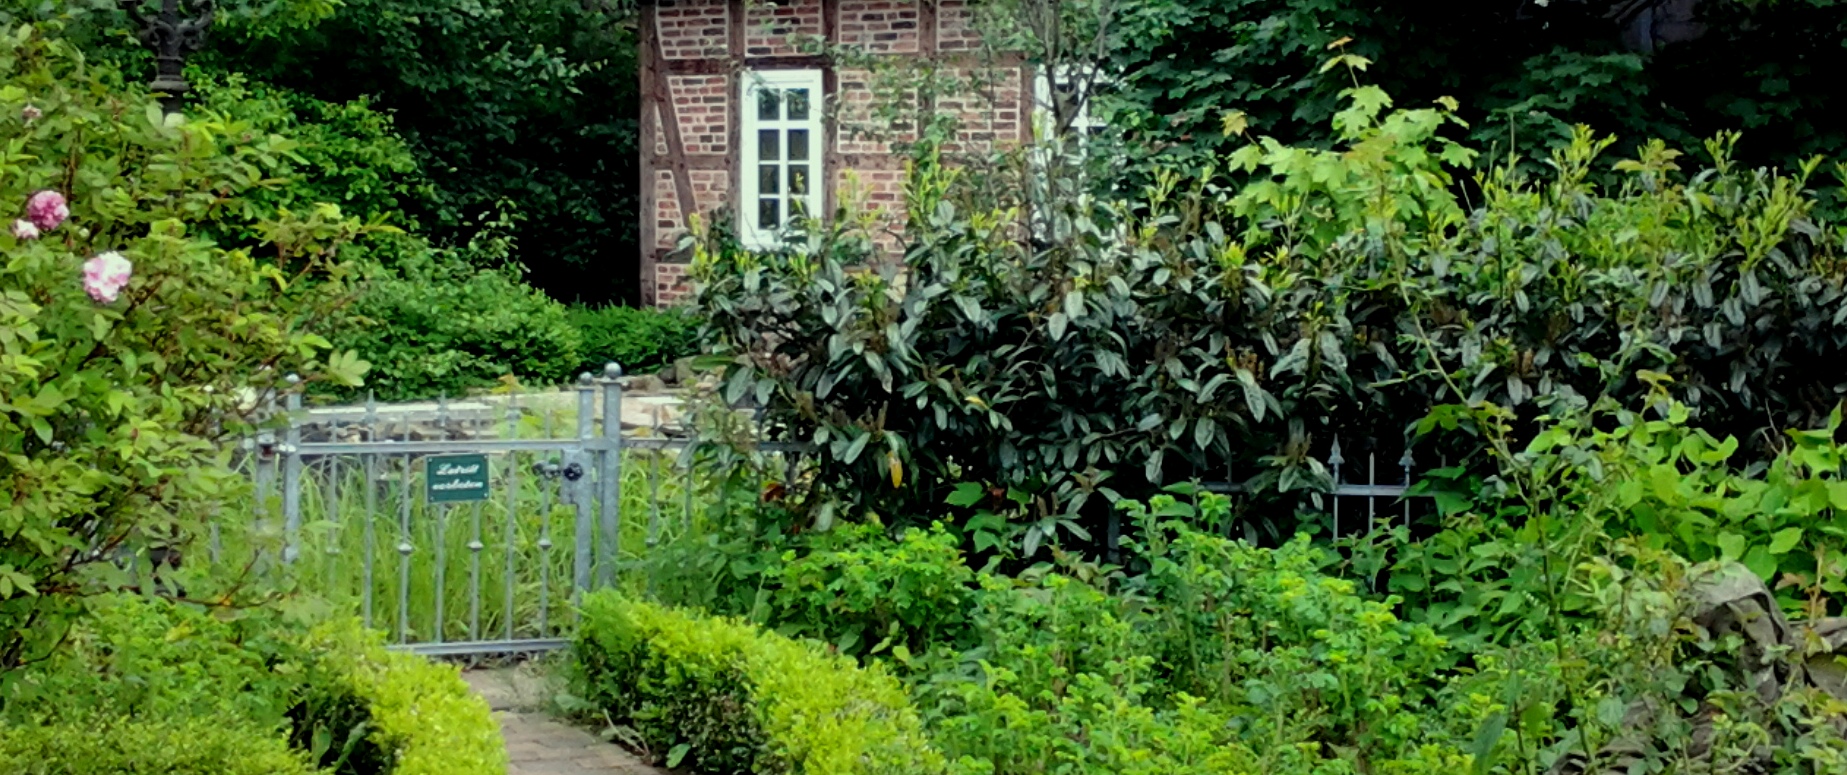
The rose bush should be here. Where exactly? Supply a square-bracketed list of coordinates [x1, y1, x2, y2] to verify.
[1, 22, 367, 675]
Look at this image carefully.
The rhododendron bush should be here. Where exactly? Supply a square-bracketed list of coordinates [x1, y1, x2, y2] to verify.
[0, 24, 368, 674]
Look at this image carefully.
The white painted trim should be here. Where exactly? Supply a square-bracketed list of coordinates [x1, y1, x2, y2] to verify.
[1031, 63, 1111, 144]
[738, 69, 825, 250]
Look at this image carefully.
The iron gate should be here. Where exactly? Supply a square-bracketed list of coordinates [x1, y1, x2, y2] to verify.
[219, 364, 785, 657]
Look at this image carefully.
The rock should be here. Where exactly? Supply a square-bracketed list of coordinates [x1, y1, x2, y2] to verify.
[623, 374, 668, 394]
[672, 356, 699, 386]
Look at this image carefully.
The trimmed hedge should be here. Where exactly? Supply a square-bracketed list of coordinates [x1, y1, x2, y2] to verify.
[568, 304, 702, 378]
[0, 596, 505, 775]
[304, 620, 507, 775]
[570, 592, 948, 775]
[0, 716, 321, 775]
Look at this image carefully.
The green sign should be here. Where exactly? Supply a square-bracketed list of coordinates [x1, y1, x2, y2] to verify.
[426, 454, 490, 503]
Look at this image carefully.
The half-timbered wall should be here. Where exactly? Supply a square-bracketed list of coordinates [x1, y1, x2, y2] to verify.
[638, 0, 1031, 305]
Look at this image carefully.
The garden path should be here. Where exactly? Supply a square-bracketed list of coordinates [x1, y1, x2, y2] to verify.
[465, 667, 668, 775]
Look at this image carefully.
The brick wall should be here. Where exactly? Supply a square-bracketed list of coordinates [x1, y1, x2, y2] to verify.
[838, 0, 919, 53]
[746, 0, 824, 57]
[645, 0, 1031, 306]
[658, 0, 728, 60]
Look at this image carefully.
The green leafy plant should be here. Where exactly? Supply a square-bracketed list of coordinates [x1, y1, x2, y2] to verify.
[569, 591, 951, 775]
[568, 303, 702, 378]
[324, 250, 583, 401]
[771, 523, 974, 662]
[1, 21, 368, 673]
[0, 715, 325, 775]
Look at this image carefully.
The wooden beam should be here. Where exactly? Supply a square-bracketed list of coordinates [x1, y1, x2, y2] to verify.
[638, 2, 661, 306]
[662, 51, 1014, 74]
[839, 153, 907, 170]
[918, 0, 938, 137]
[822, 0, 840, 218]
[651, 153, 730, 170]
[646, 6, 699, 246]
[727, 0, 746, 237]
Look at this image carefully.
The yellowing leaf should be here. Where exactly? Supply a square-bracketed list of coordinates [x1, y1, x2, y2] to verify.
[1327, 36, 1354, 49]
[887, 451, 904, 489]
[1221, 110, 1249, 138]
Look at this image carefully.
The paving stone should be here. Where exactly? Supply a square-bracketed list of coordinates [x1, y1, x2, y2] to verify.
[466, 668, 667, 775]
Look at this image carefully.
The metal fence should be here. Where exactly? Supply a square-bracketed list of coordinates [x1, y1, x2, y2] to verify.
[218, 362, 1434, 656]
[223, 365, 798, 657]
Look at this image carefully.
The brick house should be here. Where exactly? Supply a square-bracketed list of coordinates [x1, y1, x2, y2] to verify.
[638, 0, 1092, 305]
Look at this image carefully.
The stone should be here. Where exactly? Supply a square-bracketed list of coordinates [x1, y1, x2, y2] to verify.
[622, 374, 667, 394]
[672, 356, 698, 387]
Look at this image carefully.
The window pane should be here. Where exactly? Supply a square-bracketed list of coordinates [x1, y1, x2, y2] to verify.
[758, 198, 781, 230]
[787, 129, 810, 161]
[786, 88, 810, 120]
[758, 130, 780, 161]
[788, 165, 808, 195]
[759, 164, 780, 195]
[757, 88, 781, 121]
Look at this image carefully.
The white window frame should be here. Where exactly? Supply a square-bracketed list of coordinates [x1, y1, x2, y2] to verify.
[739, 69, 825, 250]
[1031, 63, 1111, 148]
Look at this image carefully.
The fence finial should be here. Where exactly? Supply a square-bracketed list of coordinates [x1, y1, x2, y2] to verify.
[577, 372, 595, 386]
[604, 362, 624, 380]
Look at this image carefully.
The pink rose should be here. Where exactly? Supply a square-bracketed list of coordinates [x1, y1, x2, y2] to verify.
[11, 219, 39, 240]
[82, 252, 133, 303]
[25, 190, 68, 231]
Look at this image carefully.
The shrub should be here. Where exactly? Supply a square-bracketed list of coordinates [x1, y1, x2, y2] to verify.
[771, 523, 975, 662]
[0, 716, 322, 775]
[1, 595, 505, 775]
[569, 304, 702, 378]
[1, 22, 367, 669]
[570, 591, 948, 775]
[327, 251, 583, 401]
[694, 80, 1847, 552]
[302, 619, 507, 775]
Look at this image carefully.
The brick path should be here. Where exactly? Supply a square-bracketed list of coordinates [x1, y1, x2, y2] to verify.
[499, 711, 665, 775]
[463, 667, 668, 775]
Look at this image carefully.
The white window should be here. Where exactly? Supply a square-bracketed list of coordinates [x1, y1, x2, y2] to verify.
[739, 69, 824, 250]
[1031, 64, 1110, 147]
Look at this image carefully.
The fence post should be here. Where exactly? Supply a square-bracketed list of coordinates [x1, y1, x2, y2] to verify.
[599, 362, 624, 589]
[281, 376, 303, 564]
[573, 373, 596, 599]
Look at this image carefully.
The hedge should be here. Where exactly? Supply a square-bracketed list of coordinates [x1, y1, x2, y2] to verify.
[0, 596, 505, 775]
[570, 591, 948, 775]
[0, 716, 322, 775]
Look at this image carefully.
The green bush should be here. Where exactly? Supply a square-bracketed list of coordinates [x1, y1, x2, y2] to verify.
[570, 592, 948, 775]
[301, 619, 506, 775]
[695, 78, 1847, 551]
[771, 523, 974, 662]
[2, 596, 505, 775]
[1, 21, 367, 668]
[0, 716, 323, 775]
[328, 252, 584, 401]
[568, 304, 702, 378]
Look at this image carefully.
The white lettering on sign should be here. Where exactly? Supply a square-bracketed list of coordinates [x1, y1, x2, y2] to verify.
[431, 480, 485, 491]
[435, 463, 481, 476]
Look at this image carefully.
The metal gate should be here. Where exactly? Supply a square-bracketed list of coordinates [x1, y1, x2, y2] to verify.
[221, 364, 765, 656]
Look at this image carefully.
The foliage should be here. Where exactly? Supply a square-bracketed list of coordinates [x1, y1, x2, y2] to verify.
[771, 523, 975, 662]
[0, 22, 368, 673]
[0, 715, 324, 775]
[188, 69, 430, 235]
[694, 74, 1847, 554]
[1, 595, 504, 775]
[300, 618, 507, 775]
[569, 591, 951, 775]
[1051, 0, 1847, 213]
[569, 303, 702, 378]
[204, 0, 642, 302]
[324, 250, 583, 401]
